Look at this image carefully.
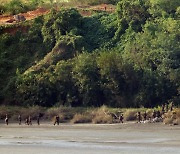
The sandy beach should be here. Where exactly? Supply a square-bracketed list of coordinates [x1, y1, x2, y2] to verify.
[0, 122, 180, 154]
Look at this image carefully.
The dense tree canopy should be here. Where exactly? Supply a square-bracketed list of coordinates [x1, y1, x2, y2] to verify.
[0, 0, 179, 107]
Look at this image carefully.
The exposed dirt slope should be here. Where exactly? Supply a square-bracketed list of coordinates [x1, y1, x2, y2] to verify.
[0, 4, 115, 35]
[0, 8, 49, 25]
[0, 4, 115, 25]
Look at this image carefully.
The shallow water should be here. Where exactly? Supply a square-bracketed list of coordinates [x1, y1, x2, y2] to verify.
[0, 123, 180, 154]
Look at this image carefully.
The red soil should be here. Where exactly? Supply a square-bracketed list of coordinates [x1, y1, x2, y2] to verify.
[0, 8, 49, 25]
[0, 4, 115, 35]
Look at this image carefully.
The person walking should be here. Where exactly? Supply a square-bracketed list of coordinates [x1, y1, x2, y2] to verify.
[137, 112, 141, 123]
[165, 103, 169, 112]
[18, 114, 22, 125]
[5, 114, 9, 125]
[119, 114, 124, 123]
[104, 6, 107, 11]
[28, 115, 32, 125]
[152, 110, 156, 119]
[54, 115, 60, 125]
[156, 110, 161, 118]
[170, 102, 174, 111]
[143, 111, 147, 121]
[161, 104, 165, 114]
[37, 115, 40, 125]
[25, 118, 29, 125]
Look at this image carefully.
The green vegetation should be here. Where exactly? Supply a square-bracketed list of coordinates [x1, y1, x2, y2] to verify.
[0, 0, 179, 109]
[0, 0, 46, 15]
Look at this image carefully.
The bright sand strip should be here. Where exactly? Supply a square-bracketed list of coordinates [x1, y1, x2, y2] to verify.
[0, 122, 180, 154]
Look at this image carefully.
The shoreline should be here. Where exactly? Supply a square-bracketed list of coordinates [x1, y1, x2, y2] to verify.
[0, 122, 180, 154]
[0, 120, 178, 128]
[1, 106, 179, 126]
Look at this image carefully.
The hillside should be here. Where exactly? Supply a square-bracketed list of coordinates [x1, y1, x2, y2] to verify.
[0, 4, 115, 25]
[0, 0, 179, 107]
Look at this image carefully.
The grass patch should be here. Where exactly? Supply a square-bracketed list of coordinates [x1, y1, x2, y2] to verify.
[163, 108, 180, 125]
[71, 113, 92, 123]
[45, 106, 89, 122]
[92, 106, 113, 124]
[123, 109, 137, 121]
[0, 105, 45, 120]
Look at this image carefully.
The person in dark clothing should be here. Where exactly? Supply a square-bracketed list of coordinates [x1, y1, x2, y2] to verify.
[143, 111, 147, 121]
[5, 114, 9, 125]
[37, 115, 40, 125]
[18, 114, 22, 125]
[165, 103, 169, 112]
[25, 118, 29, 125]
[137, 112, 141, 123]
[28, 116, 32, 125]
[156, 110, 161, 118]
[119, 114, 124, 123]
[161, 104, 165, 114]
[104, 6, 107, 11]
[54, 115, 60, 125]
[152, 110, 156, 119]
[170, 102, 174, 111]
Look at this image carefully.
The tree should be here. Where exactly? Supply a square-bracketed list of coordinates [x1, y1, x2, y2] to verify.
[72, 53, 104, 107]
[53, 60, 80, 107]
[116, 0, 150, 32]
[149, 0, 180, 17]
[97, 51, 140, 107]
[42, 8, 82, 51]
[122, 17, 180, 106]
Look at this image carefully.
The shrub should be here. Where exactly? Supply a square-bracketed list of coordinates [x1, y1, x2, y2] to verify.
[124, 109, 137, 121]
[174, 108, 180, 118]
[163, 117, 174, 125]
[46, 107, 60, 120]
[92, 105, 113, 124]
[0, 5, 5, 14]
[92, 113, 113, 124]
[173, 118, 180, 125]
[146, 109, 154, 119]
[163, 109, 180, 125]
[45, 106, 86, 122]
[59, 107, 77, 121]
[71, 113, 92, 123]
[5, 0, 29, 15]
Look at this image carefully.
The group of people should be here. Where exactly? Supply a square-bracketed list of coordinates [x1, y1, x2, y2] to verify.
[3, 114, 60, 126]
[161, 103, 174, 114]
[137, 103, 174, 123]
[3, 103, 174, 125]
[118, 102, 174, 124]
[136, 110, 161, 123]
[24, 115, 33, 125]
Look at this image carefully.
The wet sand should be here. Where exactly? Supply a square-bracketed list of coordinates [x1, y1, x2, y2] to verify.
[0, 122, 180, 154]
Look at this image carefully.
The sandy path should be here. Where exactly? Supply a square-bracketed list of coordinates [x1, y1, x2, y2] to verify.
[0, 123, 180, 154]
